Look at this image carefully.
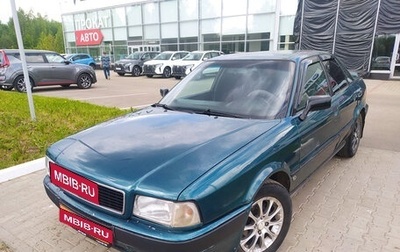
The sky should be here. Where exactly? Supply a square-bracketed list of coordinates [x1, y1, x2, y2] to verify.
[1, 0, 137, 24]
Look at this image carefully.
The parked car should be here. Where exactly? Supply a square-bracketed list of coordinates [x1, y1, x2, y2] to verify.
[114, 51, 159, 77]
[142, 51, 189, 78]
[0, 49, 97, 92]
[171, 50, 223, 79]
[64, 53, 96, 70]
[43, 51, 368, 252]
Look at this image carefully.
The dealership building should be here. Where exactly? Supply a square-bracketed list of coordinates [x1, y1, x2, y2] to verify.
[61, 0, 400, 79]
[61, 0, 297, 60]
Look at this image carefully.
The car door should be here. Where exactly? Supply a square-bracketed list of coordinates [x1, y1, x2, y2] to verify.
[44, 53, 76, 84]
[23, 53, 53, 85]
[292, 57, 340, 183]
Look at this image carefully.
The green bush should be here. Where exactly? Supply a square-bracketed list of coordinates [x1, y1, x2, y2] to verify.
[0, 91, 129, 169]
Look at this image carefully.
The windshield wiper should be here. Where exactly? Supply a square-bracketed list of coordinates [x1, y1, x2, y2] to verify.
[197, 109, 242, 118]
[151, 103, 175, 111]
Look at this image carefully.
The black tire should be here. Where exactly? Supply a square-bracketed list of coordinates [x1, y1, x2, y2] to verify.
[146, 75, 153, 78]
[14, 76, 34, 93]
[77, 73, 92, 89]
[174, 76, 181, 80]
[239, 180, 292, 252]
[162, 67, 172, 78]
[89, 63, 96, 70]
[117, 73, 125, 76]
[337, 115, 363, 158]
[132, 66, 141, 77]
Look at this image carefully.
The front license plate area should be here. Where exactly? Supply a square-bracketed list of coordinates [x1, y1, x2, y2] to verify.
[59, 205, 113, 247]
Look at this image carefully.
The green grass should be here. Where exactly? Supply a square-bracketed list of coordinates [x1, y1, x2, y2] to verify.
[0, 91, 130, 170]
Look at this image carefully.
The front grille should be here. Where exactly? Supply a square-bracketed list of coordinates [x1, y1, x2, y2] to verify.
[173, 65, 185, 74]
[143, 65, 156, 74]
[98, 184, 124, 213]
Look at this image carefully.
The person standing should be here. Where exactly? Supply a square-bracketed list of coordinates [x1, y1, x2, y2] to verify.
[100, 51, 111, 80]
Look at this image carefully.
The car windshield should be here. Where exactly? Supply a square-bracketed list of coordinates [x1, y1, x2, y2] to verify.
[154, 53, 173, 60]
[125, 52, 142, 60]
[160, 60, 295, 119]
[182, 53, 203, 61]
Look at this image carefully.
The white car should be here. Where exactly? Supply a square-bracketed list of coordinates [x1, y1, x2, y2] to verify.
[171, 51, 223, 79]
[142, 51, 189, 78]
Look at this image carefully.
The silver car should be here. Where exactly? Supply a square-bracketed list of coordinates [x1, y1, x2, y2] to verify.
[0, 49, 97, 92]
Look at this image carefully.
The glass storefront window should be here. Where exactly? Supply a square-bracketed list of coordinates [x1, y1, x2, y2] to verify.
[161, 44, 178, 51]
[97, 10, 112, 28]
[161, 1, 178, 22]
[114, 27, 128, 41]
[144, 24, 160, 40]
[180, 21, 198, 37]
[222, 34, 245, 42]
[65, 32, 75, 43]
[279, 16, 295, 36]
[128, 26, 143, 37]
[222, 41, 245, 54]
[201, 0, 221, 19]
[112, 7, 126, 27]
[247, 40, 270, 52]
[280, 0, 298, 15]
[203, 34, 221, 42]
[279, 35, 295, 50]
[222, 16, 246, 35]
[162, 23, 178, 39]
[371, 35, 395, 71]
[63, 15, 74, 32]
[248, 0, 275, 14]
[179, 37, 198, 43]
[179, 0, 198, 21]
[102, 29, 113, 41]
[222, 0, 247, 16]
[201, 19, 221, 35]
[127, 6, 142, 26]
[203, 43, 220, 51]
[248, 14, 274, 33]
[180, 44, 198, 51]
[248, 33, 270, 40]
[143, 2, 160, 24]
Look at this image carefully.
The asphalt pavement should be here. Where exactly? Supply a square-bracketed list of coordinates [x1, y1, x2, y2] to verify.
[0, 75, 399, 251]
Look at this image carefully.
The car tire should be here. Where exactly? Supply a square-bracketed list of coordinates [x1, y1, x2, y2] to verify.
[117, 73, 125, 76]
[14, 76, 34, 93]
[239, 180, 292, 252]
[174, 76, 181, 80]
[162, 67, 172, 78]
[146, 75, 153, 78]
[337, 115, 363, 158]
[77, 73, 92, 89]
[132, 66, 141, 77]
[89, 63, 96, 70]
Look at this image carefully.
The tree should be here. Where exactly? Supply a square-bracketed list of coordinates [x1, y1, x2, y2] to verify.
[0, 8, 65, 52]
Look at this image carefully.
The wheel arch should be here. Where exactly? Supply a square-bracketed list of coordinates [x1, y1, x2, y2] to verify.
[13, 74, 36, 87]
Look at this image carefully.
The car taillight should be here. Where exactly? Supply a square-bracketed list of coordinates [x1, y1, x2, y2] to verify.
[0, 50, 10, 68]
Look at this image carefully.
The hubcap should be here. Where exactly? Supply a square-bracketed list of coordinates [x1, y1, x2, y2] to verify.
[351, 117, 362, 153]
[17, 78, 26, 92]
[240, 196, 284, 252]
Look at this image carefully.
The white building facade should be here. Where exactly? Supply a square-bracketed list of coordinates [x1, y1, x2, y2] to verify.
[61, 0, 298, 62]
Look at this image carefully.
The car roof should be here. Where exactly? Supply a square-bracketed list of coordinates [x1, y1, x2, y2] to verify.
[212, 50, 329, 62]
[1, 49, 58, 54]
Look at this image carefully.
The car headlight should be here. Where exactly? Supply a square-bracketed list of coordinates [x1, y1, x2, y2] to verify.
[133, 195, 201, 228]
[185, 64, 194, 75]
[155, 64, 163, 71]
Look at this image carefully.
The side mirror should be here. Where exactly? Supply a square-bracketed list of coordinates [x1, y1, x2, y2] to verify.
[299, 95, 331, 121]
[160, 88, 169, 97]
[203, 57, 208, 61]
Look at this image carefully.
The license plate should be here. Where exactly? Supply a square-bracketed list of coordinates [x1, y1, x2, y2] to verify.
[115, 67, 121, 70]
[50, 162, 99, 204]
[60, 205, 113, 246]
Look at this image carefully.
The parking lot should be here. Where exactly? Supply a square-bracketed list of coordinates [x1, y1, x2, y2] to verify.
[0, 74, 399, 251]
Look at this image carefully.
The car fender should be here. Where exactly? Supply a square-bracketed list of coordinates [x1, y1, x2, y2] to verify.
[245, 161, 292, 203]
[10, 69, 38, 87]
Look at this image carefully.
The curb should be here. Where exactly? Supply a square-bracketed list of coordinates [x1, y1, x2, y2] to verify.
[0, 157, 45, 183]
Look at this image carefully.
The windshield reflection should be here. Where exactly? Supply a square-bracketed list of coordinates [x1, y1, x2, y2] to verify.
[160, 60, 295, 119]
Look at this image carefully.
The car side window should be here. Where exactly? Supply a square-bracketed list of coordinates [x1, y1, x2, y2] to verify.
[203, 53, 212, 60]
[45, 53, 66, 63]
[322, 59, 348, 94]
[25, 54, 46, 63]
[297, 61, 329, 111]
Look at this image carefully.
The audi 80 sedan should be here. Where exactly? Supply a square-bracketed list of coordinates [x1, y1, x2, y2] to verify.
[44, 51, 368, 252]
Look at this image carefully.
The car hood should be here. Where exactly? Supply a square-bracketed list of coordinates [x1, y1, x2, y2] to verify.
[48, 108, 279, 199]
[144, 60, 171, 65]
[115, 59, 140, 64]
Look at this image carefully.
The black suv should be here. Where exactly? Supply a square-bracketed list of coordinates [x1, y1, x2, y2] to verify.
[114, 51, 159, 77]
[0, 49, 97, 92]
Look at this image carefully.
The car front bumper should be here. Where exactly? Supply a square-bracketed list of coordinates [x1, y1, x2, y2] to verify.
[43, 176, 248, 252]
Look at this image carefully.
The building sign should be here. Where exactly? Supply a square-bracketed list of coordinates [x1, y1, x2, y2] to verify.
[75, 16, 111, 30]
[75, 29, 104, 46]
